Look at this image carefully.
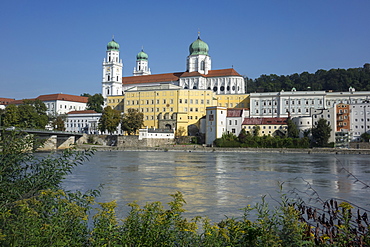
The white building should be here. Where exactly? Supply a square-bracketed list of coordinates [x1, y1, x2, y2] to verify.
[205, 106, 227, 145]
[8, 93, 88, 116]
[350, 102, 370, 141]
[138, 127, 174, 140]
[65, 110, 101, 134]
[102, 35, 245, 99]
[292, 116, 312, 138]
[0, 98, 14, 110]
[250, 90, 327, 118]
[250, 88, 370, 119]
[225, 108, 249, 136]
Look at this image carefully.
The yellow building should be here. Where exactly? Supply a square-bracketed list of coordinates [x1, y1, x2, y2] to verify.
[121, 84, 216, 135]
[107, 85, 250, 135]
[241, 117, 288, 136]
[215, 94, 249, 108]
[106, 95, 125, 111]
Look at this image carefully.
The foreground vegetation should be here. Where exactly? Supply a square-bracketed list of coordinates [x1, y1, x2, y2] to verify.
[1, 133, 369, 246]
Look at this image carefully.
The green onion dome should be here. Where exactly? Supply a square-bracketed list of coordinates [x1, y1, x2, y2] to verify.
[107, 39, 119, 51]
[189, 36, 209, 56]
[136, 50, 148, 60]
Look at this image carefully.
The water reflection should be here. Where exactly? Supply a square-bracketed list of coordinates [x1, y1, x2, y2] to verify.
[63, 151, 370, 222]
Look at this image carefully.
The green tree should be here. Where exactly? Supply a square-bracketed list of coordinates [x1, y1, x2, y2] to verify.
[360, 132, 370, 142]
[17, 99, 48, 129]
[80, 93, 91, 97]
[253, 125, 261, 137]
[311, 118, 332, 147]
[86, 93, 104, 113]
[51, 116, 66, 131]
[98, 106, 121, 134]
[286, 118, 299, 138]
[121, 108, 144, 135]
[3, 104, 19, 127]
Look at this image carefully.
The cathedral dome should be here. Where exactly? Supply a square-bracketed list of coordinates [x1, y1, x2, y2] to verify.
[189, 36, 209, 56]
[136, 50, 148, 60]
[107, 39, 119, 51]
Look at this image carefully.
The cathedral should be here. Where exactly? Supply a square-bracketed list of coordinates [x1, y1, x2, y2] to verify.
[101, 35, 246, 98]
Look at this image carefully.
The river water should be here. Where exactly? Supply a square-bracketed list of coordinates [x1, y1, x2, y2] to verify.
[63, 151, 370, 222]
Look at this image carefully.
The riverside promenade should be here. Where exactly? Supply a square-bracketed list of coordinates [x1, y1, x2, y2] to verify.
[76, 144, 370, 155]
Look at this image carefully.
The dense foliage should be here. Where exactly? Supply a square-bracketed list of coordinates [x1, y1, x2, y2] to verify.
[98, 106, 121, 134]
[246, 64, 370, 93]
[311, 118, 332, 147]
[1, 134, 369, 246]
[121, 108, 144, 135]
[2, 99, 48, 129]
[51, 115, 66, 131]
[82, 93, 104, 113]
[214, 130, 310, 148]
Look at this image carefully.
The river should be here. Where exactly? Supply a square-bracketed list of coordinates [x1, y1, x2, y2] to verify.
[63, 151, 370, 223]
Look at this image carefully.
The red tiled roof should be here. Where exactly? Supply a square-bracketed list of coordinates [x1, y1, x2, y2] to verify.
[121, 68, 242, 85]
[0, 98, 15, 105]
[9, 93, 88, 104]
[122, 72, 183, 85]
[67, 110, 97, 114]
[227, 109, 243, 117]
[242, 117, 288, 125]
[37, 94, 88, 103]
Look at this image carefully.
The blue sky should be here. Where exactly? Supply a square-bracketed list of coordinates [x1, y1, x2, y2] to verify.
[1, 0, 370, 99]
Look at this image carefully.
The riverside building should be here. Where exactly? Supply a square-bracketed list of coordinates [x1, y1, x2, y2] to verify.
[103, 35, 248, 134]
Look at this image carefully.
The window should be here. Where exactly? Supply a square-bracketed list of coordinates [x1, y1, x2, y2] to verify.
[179, 99, 182, 103]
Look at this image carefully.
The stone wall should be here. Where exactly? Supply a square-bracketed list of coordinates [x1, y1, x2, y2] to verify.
[77, 134, 175, 148]
[349, 142, 370, 149]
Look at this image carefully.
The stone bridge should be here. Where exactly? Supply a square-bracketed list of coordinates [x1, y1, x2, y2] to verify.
[1, 128, 83, 151]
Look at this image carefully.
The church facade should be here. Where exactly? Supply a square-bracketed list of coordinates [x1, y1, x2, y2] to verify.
[102, 35, 246, 98]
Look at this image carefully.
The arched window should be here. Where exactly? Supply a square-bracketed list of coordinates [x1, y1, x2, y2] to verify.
[200, 60, 205, 70]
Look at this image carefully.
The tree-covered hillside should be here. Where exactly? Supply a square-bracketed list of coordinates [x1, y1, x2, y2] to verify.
[246, 63, 370, 93]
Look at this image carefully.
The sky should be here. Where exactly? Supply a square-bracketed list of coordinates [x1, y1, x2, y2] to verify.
[1, 0, 370, 99]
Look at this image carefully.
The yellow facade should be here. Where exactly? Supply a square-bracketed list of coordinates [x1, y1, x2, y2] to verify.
[107, 95, 125, 111]
[107, 85, 250, 135]
[215, 94, 249, 108]
[122, 85, 216, 134]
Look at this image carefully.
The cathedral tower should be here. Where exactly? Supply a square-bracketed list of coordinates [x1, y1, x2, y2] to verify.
[133, 49, 151, 76]
[102, 38, 123, 99]
[186, 34, 211, 74]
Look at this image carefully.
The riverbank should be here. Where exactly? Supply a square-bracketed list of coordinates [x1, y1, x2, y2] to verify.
[75, 144, 370, 155]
